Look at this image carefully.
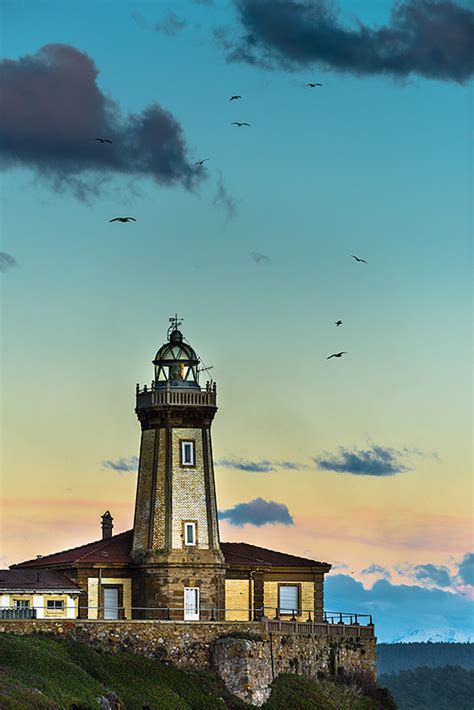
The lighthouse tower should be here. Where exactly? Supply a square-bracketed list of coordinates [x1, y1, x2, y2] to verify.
[131, 317, 225, 619]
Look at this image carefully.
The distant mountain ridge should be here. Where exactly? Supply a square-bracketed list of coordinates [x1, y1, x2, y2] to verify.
[391, 628, 473, 644]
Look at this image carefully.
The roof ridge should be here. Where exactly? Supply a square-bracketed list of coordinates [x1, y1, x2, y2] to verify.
[221, 540, 322, 562]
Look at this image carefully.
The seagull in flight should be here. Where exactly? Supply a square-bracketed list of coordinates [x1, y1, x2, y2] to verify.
[229, 95, 242, 101]
[305, 83, 323, 87]
[351, 255, 367, 264]
[194, 159, 209, 166]
[335, 320, 343, 327]
[327, 352, 347, 359]
[231, 122, 250, 127]
[109, 217, 136, 223]
[95, 138, 112, 144]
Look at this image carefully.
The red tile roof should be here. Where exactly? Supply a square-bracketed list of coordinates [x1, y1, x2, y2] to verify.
[0, 569, 80, 591]
[12, 530, 329, 570]
[11, 531, 134, 568]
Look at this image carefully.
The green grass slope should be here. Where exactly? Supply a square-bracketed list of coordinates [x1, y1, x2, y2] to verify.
[0, 633, 392, 709]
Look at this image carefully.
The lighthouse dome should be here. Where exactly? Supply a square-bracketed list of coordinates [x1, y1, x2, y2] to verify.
[153, 328, 200, 388]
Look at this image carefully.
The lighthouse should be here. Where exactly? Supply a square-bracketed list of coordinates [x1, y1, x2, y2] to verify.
[131, 316, 225, 619]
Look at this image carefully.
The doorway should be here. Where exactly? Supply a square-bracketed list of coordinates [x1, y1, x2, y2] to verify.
[103, 587, 119, 620]
[184, 587, 200, 620]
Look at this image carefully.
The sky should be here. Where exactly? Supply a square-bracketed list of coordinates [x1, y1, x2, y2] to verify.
[0, 0, 472, 642]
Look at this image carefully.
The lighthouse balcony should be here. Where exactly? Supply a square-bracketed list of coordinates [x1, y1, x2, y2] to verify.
[136, 383, 217, 410]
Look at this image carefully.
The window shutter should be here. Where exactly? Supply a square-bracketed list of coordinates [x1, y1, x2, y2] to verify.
[279, 586, 299, 614]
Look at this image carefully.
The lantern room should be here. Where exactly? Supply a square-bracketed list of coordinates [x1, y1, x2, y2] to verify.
[152, 321, 200, 389]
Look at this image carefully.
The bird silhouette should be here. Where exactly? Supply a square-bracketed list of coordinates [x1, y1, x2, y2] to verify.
[231, 122, 250, 127]
[327, 352, 347, 359]
[194, 159, 209, 166]
[229, 95, 242, 101]
[109, 217, 136, 223]
[95, 138, 112, 144]
[351, 255, 367, 264]
[305, 83, 323, 87]
[335, 320, 343, 326]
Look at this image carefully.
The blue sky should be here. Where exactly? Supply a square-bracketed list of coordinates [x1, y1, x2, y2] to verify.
[1, 0, 472, 642]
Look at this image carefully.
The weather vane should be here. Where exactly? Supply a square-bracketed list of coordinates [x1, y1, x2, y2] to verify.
[167, 313, 183, 338]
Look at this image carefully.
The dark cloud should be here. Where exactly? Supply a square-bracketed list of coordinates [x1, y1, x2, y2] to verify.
[0, 252, 18, 272]
[0, 44, 201, 200]
[216, 458, 306, 472]
[413, 563, 452, 587]
[457, 553, 474, 586]
[219, 497, 294, 526]
[361, 564, 392, 579]
[224, 0, 474, 83]
[314, 445, 416, 476]
[250, 251, 270, 263]
[102, 456, 139, 472]
[213, 172, 237, 220]
[154, 11, 187, 35]
[326, 574, 474, 642]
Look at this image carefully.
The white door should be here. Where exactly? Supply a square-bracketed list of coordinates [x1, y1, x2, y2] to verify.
[184, 587, 200, 620]
[103, 587, 119, 620]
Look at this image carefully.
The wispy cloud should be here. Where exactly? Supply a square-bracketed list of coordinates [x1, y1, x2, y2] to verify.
[219, 497, 294, 526]
[102, 456, 139, 472]
[216, 458, 306, 472]
[223, 0, 474, 83]
[314, 445, 422, 476]
[361, 563, 392, 579]
[250, 251, 270, 263]
[154, 11, 187, 36]
[0, 252, 17, 272]
[0, 44, 202, 201]
[212, 172, 237, 220]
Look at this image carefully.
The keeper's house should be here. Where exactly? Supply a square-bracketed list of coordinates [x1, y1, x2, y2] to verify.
[11, 319, 331, 622]
[0, 570, 80, 619]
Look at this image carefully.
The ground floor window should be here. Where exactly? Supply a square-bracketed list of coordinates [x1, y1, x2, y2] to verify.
[14, 600, 30, 609]
[47, 600, 64, 611]
[279, 585, 300, 616]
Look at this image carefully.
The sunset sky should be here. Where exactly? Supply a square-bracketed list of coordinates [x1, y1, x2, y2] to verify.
[1, 0, 472, 642]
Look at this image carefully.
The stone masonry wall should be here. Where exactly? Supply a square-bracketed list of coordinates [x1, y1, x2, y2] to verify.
[0, 619, 375, 670]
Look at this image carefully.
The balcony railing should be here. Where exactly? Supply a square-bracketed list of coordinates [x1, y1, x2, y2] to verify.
[136, 385, 217, 409]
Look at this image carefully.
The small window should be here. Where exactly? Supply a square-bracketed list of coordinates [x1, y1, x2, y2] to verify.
[279, 585, 299, 615]
[181, 440, 195, 466]
[14, 600, 30, 609]
[184, 522, 196, 546]
[47, 600, 64, 611]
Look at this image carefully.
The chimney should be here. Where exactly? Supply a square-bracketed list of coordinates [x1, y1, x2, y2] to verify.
[101, 511, 113, 540]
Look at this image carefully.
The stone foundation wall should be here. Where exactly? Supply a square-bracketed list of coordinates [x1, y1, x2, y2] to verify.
[0, 619, 376, 704]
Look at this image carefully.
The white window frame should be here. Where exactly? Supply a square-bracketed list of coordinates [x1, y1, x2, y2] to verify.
[184, 521, 196, 546]
[184, 587, 200, 620]
[14, 599, 30, 609]
[181, 440, 195, 466]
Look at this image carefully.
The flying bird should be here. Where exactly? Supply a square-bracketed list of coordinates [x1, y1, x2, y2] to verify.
[327, 352, 347, 359]
[194, 159, 209, 166]
[94, 138, 112, 144]
[335, 320, 343, 326]
[229, 95, 242, 101]
[351, 255, 367, 263]
[305, 83, 322, 87]
[109, 217, 136, 223]
[231, 122, 250, 127]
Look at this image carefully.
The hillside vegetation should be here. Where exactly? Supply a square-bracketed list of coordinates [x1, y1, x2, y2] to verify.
[0, 633, 390, 709]
[380, 665, 474, 710]
[377, 641, 474, 674]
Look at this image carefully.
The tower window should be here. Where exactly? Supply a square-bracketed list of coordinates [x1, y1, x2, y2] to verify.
[184, 521, 197, 546]
[180, 440, 195, 467]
